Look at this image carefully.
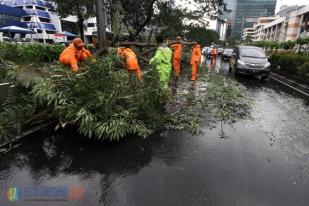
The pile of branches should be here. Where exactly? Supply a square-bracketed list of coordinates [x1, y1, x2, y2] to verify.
[0, 48, 252, 147]
[1, 50, 168, 142]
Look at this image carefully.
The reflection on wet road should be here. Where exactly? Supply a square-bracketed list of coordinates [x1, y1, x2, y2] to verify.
[0, 57, 308, 206]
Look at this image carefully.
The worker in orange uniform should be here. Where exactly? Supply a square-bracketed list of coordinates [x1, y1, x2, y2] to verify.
[190, 42, 202, 81]
[211, 46, 218, 60]
[117, 46, 142, 81]
[210, 46, 218, 68]
[59, 38, 93, 72]
[170, 36, 183, 77]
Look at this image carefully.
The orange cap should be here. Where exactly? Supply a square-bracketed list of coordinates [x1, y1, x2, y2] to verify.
[73, 38, 85, 47]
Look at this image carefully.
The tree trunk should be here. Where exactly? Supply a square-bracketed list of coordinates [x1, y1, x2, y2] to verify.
[134, 0, 157, 37]
[96, 0, 106, 49]
[77, 15, 85, 42]
[147, 28, 153, 44]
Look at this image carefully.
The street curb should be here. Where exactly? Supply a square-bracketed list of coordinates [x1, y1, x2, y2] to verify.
[270, 73, 309, 97]
[0, 123, 52, 152]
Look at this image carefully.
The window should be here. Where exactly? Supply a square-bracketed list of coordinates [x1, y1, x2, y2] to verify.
[46, 30, 54, 34]
[24, 17, 31, 22]
[240, 48, 266, 58]
[37, 30, 43, 33]
[36, 6, 46, 11]
[87, 23, 95, 27]
[26, 5, 33, 9]
[39, 18, 50, 23]
[224, 49, 233, 53]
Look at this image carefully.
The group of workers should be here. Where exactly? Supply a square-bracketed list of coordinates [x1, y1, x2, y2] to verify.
[59, 36, 209, 89]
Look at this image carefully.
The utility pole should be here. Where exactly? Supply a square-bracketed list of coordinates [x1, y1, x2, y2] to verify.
[96, 0, 106, 49]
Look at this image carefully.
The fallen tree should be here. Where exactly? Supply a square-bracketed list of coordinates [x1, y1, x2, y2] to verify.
[0, 45, 252, 151]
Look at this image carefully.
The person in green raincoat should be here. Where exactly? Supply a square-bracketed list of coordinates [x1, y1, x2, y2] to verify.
[149, 35, 173, 89]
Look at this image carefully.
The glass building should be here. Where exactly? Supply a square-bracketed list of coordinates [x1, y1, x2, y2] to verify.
[219, 0, 238, 39]
[232, 0, 277, 39]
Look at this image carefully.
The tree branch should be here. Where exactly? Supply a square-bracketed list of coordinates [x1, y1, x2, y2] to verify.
[134, 0, 157, 37]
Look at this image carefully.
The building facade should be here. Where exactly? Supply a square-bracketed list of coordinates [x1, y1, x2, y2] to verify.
[232, 0, 276, 39]
[253, 5, 309, 42]
[217, 0, 237, 40]
[0, 0, 112, 44]
[0, 0, 61, 43]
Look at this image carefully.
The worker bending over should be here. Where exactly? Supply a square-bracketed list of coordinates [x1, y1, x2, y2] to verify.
[190, 42, 202, 81]
[117, 46, 142, 81]
[59, 38, 93, 72]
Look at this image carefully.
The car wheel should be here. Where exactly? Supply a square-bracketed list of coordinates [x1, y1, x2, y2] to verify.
[234, 67, 240, 76]
[261, 75, 269, 81]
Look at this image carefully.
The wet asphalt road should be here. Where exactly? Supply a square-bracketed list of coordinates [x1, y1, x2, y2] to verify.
[0, 57, 309, 206]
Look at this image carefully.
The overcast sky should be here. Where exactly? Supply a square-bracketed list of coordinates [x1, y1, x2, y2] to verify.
[175, 0, 309, 29]
[276, 0, 309, 13]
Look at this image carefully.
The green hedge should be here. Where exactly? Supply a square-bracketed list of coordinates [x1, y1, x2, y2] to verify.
[0, 43, 65, 63]
[270, 53, 309, 82]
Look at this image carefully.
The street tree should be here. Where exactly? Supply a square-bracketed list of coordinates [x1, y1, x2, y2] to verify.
[51, 0, 96, 41]
[112, 0, 227, 39]
[185, 26, 220, 46]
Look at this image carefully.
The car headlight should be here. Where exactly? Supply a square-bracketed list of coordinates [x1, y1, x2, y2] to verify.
[265, 62, 271, 67]
[238, 60, 246, 65]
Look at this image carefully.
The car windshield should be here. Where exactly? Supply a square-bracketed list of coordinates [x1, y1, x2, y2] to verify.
[224, 49, 233, 53]
[240, 48, 266, 58]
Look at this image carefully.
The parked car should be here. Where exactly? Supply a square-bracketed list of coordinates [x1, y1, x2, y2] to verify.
[206, 48, 214, 59]
[202, 47, 210, 56]
[1, 37, 11, 42]
[217, 48, 224, 55]
[222, 48, 233, 61]
[229, 46, 270, 80]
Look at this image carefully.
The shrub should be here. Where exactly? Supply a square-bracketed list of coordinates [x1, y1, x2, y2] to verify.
[0, 43, 65, 63]
[270, 53, 309, 82]
[297, 61, 309, 77]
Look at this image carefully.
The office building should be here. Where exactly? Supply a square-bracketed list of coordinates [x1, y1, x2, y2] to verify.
[232, 0, 276, 39]
[218, 0, 237, 40]
[256, 5, 309, 42]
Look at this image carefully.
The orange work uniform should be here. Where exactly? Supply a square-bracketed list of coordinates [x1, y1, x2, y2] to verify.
[170, 43, 183, 76]
[211, 48, 218, 59]
[190, 44, 202, 81]
[59, 44, 93, 72]
[117, 47, 142, 80]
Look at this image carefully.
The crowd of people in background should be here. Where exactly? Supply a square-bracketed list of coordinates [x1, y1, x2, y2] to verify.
[59, 36, 219, 89]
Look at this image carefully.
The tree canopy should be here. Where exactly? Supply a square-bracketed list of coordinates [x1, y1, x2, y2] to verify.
[50, 0, 96, 40]
[51, 0, 226, 41]
[186, 27, 220, 46]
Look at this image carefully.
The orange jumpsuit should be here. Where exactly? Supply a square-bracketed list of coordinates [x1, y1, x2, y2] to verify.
[170, 43, 183, 76]
[211, 48, 218, 59]
[117, 47, 142, 80]
[59, 44, 93, 72]
[190, 45, 202, 81]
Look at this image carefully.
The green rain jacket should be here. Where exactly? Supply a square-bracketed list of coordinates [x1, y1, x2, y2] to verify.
[149, 44, 172, 88]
